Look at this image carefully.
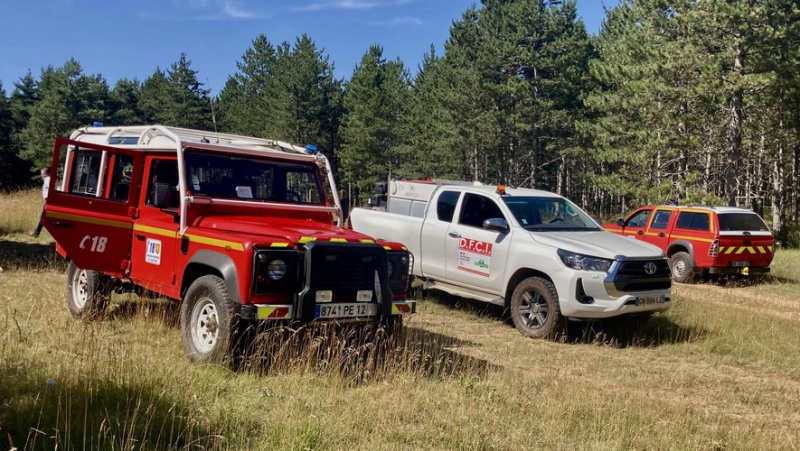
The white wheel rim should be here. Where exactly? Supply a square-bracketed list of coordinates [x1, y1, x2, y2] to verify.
[191, 297, 219, 354]
[673, 260, 686, 278]
[72, 269, 89, 309]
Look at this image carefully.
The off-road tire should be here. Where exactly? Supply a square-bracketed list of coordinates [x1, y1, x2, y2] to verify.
[66, 260, 111, 319]
[510, 277, 564, 339]
[180, 275, 241, 364]
[669, 251, 696, 284]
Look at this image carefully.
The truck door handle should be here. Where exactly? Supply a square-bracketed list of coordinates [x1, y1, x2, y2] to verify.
[448, 232, 461, 238]
[637, 230, 643, 235]
[658, 232, 665, 237]
[53, 221, 74, 228]
[135, 233, 145, 240]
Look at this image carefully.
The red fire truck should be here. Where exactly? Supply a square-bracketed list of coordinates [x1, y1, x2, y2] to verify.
[44, 125, 415, 363]
[604, 205, 774, 283]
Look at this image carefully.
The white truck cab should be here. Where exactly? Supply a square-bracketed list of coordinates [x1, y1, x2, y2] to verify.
[351, 180, 672, 338]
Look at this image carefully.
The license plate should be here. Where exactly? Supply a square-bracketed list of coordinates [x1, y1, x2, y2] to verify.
[636, 296, 665, 306]
[731, 261, 751, 267]
[315, 303, 378, 319]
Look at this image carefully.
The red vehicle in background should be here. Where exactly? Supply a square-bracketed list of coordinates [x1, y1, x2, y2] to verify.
[44, 125, 415, 364]
[604, 205, 774, 283]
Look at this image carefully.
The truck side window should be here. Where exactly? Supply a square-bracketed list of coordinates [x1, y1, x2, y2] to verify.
[108, 155, 134, 202]
[145, 159, 180, 209]
[675, 212, 710, 231]
[649, 210, 673, 230]
[69, 148, 103, 196]
[626, 210, 651, 228]
[437, 191, 460, 222]
[459, 194, 505, 228]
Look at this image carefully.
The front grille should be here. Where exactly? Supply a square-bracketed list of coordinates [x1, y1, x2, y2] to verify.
[296, 242, 392, 321]
[612, 259, 672, 293]
[314, 246, 379, 295]
[617, 260, 670, 277]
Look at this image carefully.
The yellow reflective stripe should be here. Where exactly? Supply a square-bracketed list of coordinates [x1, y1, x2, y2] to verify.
[735, 247, 747, 255]
[725, 247, 736, 254]
[401, 246, 408, 251]
[185, 233, 244, 251]
[360, 239, 375, 244]
[270, 242, 290, 248]
[768, 246, 773, 253]
[299, 236, 316, 243]
[644, 232, 659, 237]
[330, 238, 348, 243]
[757, 246, 766, 254]
[47, 211, 132, 230]
[391, 304, 400, 315]
[746, 247, 755, 254]
[669, 235, 715, 243]
[257, 307, 275, 320]
[133, 224, 177, 238]
[383, 246, 392, 250]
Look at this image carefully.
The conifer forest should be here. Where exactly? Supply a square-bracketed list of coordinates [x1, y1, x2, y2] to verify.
[1, 0, 798, 243]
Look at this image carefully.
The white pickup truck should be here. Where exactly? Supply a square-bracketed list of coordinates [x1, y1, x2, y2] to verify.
[351, 180, 672, 338]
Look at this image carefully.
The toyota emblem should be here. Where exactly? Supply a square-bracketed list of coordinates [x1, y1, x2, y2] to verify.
[644, 262, 657, 275]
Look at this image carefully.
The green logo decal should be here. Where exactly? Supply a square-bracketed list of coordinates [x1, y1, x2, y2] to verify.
[475, 260, 489, 269]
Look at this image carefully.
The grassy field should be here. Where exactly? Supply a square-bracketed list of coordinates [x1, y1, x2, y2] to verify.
[1, 190, 799, 450]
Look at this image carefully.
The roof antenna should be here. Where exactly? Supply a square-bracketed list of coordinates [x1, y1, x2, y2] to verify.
[207, 78, 220, 143]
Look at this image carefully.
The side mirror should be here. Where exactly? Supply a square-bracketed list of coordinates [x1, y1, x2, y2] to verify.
[152, 183, 172, 208]
[616, 219, 625, 227]
[483, 218, 509, 233]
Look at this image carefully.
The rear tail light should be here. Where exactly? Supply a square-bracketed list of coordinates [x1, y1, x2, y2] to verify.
[708, 239, 719, 258]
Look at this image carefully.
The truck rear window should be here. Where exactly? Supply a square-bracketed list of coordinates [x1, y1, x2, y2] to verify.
[718, 213, 769, 232]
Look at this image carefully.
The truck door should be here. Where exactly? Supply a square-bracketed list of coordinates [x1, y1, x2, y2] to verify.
[620, 208, 652, 240]
[44, 138, 141, 274]
[444, 193, 511, 294]
[420, 190, 461, 280]
[643, 208, 675, 249]
[129, 156, 181, 295]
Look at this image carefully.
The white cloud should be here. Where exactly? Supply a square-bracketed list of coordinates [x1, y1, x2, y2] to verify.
[292, 0, 411, 12]
[162, 0, 261, 20]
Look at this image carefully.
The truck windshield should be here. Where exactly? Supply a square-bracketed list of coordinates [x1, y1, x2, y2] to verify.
[185, 151, 324, 204]
[502, 196, 600, 231]
[718, 213, 769, 232]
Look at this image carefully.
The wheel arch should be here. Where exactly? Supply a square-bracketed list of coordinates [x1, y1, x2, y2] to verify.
[181, 250, 242, 303]
[667, 240, 695, 261]
[504, 268, 554, 308]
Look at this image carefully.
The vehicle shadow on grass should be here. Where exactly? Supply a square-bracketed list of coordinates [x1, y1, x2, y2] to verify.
[107, 297, 181, 328]
[236, 323, 496, 384]
[0, 360, 232, 450]
[422, 290, 707, 349]
[0, 237, 65, 271]
[694, 273, 799, 288]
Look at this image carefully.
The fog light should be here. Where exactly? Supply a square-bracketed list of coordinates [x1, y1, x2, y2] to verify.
[316, 290, 332, 303]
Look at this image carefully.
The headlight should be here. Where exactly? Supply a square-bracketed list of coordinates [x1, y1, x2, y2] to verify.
[267, 259, 287, 280]
[557, 249, 613, 272]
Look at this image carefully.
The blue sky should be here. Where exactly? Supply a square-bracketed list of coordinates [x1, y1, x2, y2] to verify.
[0, 0, 617, 95]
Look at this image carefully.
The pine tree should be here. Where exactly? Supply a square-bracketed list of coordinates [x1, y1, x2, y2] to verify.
[339, 45, 410, 197]
[167, 53, 212, 129]
[109, 78, 143, 125]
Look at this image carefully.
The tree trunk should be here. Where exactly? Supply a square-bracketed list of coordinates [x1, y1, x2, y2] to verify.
[772, 145, 784, 237]
[725, 41, 744, 207]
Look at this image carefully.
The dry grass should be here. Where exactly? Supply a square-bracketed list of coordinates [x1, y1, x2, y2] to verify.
[1, 191, 800, 450]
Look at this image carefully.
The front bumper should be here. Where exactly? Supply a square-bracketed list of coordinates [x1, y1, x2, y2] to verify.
[240, 300, 417, 322]
[552, 258, 672, 319]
